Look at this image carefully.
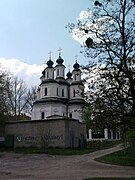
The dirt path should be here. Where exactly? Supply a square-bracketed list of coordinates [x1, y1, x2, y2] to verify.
[0, 144, 135, 180]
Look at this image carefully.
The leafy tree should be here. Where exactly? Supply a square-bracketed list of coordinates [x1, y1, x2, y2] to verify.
[67, 0, 135, 131]
[82, 97, 120, 137]
[0, 65, 13, 134]
[0, 66, 10, 117]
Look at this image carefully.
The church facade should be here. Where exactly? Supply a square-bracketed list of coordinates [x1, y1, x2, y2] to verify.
[31, 53, 86, 122]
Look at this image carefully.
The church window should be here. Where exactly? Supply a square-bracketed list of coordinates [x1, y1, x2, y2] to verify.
[47, 72, 49, 78]
[69, 113, 72, 118]
[41, 112, 44, 119]
[62, 89, 64, 97]
[63, 69, 64, 76]
[57, 69, 59, 76]
[45, 88, 47, 96]
[57, 88, 59, 96]
[75, 74, 77, 80]
[73, 90, 76, 97]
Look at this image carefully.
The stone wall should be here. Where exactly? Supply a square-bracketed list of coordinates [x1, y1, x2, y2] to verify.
[5, 118, 86, 148]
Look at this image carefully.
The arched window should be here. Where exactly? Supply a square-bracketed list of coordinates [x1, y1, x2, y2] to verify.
[75, 73, 78, 80]
[63, 69, 64, 76]
[62, 89, 64, 97]
[75, 74, 77, 80]
[73, 90, 76, 97]
[57, 69, 59, 76]
[41, 112, 44, 119]
[69, 113, 72, 118]
[45, 87, 47, 96]
[47, 71, 49, 78]
[57, 88, 59, 96]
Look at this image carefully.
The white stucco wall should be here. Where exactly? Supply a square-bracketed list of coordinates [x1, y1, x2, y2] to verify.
[72, 70, 81, 81]
[31, 102, 67, 120]
[38, 83, 69, 99]
[45, 68, 54, 79]
[58, 84, 68, 98]
[69, 84, 84, 99]
[55, 65, 65, 78]
[68, 104, 83, 122]
[40, 83, 58, 98]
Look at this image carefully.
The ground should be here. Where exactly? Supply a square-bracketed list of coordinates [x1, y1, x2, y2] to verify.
[0, 144, 135, 180]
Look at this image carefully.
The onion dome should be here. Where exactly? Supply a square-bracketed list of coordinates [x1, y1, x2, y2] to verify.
[56, 55, 64, 65]
[66, 71, 72, 79]
[47, 59, 54, 67]
[73, 61, 80, 70]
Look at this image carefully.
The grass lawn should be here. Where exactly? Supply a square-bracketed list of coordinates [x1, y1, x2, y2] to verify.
[0, 140, 121, 155]
[95, 147, 135, 166]
[0, 146, 94, 155]
[14, 147, 94, 155]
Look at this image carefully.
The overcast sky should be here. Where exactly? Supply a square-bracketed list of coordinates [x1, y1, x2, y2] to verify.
[0, 0, 91, 86]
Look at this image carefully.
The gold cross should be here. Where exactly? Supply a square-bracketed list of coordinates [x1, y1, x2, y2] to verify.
[74, 55, 78, 63]
[43, 60, 46, 68]
[58, 48, 62, 56]
[48, 51, 52, 59]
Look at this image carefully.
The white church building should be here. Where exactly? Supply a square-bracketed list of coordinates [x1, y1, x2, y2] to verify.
[31, 52, 86, 121]
[5, 52, 87, 149]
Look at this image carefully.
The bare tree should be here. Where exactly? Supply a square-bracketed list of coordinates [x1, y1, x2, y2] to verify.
[23, 86, 37, 116]
[6, 76, 36, 120]
[6, 77, 27, 120]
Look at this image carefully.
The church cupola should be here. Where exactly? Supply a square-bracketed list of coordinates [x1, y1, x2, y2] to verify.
[66, 70, 72, 84]
[55, 49, 65, 79]
[47, 58, 53, 68]
[66, 71, 72, 79]
[56, 55, 64, 65]
[72, 58, 81, 82]
[73, 61, 80, 71]
[42, 52, 54, 81]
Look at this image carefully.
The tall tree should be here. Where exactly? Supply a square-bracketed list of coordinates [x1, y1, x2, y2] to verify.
[23, 86, 37, 116]
[0, 65, 12, 134]
[67, 0, 135, 129]
[0, 64, 37, 124]
[6, 77, 37, 120]
[6, 77, 27, 120]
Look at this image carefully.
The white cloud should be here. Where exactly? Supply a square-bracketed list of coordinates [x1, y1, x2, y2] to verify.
[0, 58, 44, 87]
[72, 10, 113, 45]
[78, 11, 93, 21]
